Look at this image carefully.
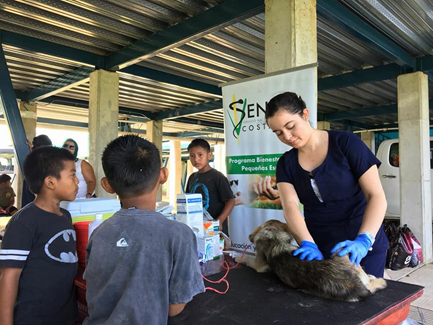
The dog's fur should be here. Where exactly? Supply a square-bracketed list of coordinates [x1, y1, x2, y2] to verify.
[235, 219, 387, 302]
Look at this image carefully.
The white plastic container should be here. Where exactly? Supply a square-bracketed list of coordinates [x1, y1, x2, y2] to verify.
[60, 197, 121, 223]
[88, 213, 104, 239]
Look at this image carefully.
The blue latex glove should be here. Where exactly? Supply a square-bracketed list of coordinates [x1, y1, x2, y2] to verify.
[330, 234, 372, 267]
[293, 241, 324, 261]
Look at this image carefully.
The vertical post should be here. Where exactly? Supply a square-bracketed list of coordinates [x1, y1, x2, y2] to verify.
[361, 131, 375, 153]
[16, 102, 37, 208]
[146, 120, 163, 201]
[89, 70, 119, 198]
[0, 46, 30, 174]
[168, 140, 182, 208]
[398, 71, 432, 263]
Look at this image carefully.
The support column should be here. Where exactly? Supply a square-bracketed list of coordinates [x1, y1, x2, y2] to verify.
[89, 70, 119, 199]
[186, 158, 194, 180]
[317, 121, 330, 130]
[17, 102, 37, 208]
[213, 143, 226, 174]
[361, 131, 375, 152]
[168, 140, 182, 209]
[146, 120, 163, 201]
[397, 71, 432, 263]
[265, 0, 317, 73]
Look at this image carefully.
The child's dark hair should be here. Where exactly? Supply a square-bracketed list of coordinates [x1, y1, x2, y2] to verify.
[102, 135, 161, 198]
[32, 134, 52, 149]
[23, 146, 75, 194]
[0, 174, 11, 184]
[187, 138, 211, 152]
[265, 92, 307, 121]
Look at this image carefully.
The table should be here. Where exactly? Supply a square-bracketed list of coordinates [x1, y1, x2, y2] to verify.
[169, 256, 424, 325]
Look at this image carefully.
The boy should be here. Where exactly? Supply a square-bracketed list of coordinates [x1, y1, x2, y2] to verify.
[0, 174, 17, 216]
[0, 146, 79, 325]
[186, 139, 235, 235]
[83, 135, 204, 325]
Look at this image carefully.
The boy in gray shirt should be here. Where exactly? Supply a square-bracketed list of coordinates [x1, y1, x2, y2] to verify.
[83, 135, 205, 325]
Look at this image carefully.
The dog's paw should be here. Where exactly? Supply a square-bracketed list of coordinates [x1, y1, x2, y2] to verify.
[234, 255, 244, 264]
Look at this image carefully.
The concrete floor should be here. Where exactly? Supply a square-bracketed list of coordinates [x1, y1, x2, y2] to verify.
[386, 263, 433, 325]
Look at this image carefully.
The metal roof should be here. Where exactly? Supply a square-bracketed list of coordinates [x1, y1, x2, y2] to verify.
[1, 0, 433, 139]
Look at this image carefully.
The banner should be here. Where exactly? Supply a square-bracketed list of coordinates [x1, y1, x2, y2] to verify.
[222, 64, 317, 253]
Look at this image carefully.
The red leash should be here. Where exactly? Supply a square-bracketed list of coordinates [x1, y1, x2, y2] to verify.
[202, 243, 253, 294]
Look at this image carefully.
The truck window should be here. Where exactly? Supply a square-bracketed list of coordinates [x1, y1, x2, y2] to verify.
[389, 143, 399, 167]
[390, 141, 433, 168]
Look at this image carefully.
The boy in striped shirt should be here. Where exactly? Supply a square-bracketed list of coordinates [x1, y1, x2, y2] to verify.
[0, 146, 79, 325]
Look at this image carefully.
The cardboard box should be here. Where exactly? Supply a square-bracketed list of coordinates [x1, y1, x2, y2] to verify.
[177, 193, 204, 236]
[196, 234, 223, 263]
[60, 198, 121, 223]
[203, 220, 220, 235]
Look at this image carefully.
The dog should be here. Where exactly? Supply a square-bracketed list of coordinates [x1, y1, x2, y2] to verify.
[235, 219, 387, 302]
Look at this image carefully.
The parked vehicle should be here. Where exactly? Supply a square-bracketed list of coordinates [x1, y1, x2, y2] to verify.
[0, 147, 17, 193]
[376, 138, 433, 219]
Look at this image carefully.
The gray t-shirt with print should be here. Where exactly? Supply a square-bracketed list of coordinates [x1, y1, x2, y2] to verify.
[83, 208, 205, 325]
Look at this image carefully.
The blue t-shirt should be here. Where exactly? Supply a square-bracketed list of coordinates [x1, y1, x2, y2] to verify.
[276, 130, 388, 258]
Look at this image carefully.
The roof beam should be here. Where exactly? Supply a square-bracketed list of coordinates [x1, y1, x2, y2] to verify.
[319, 103, 397, 121]
[318, 64, 404, 91]
[15, 94, 151, 118]
[121, 66, 221, 96]
[317, 0, 415, 68]
[105, 0, 265, 70]
[320, 99, 433, 121]
[149, 99, 222, 120]
[0, 30, 100, 66]
[24, 67, 94, 101]
[171, 117, 223, 129]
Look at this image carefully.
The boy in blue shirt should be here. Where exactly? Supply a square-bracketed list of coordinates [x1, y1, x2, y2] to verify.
[0, 146, 79, 325]
[84, 135, 204, 325]
[186, 139, 235, 235]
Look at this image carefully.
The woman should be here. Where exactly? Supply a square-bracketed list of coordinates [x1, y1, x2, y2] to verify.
[62, 138, 96, 199]
[266, 92, 388, 277]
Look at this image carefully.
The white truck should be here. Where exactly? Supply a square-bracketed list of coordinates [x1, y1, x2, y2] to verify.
[376, 138, 433, 219]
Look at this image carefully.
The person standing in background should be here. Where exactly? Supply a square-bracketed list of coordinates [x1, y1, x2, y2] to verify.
[62, 138, 96, 199]
[185, 138, 235, 236]
[22, 134, 53, 207]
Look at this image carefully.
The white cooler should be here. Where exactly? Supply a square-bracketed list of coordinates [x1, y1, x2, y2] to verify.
[60, 197, 121, 223]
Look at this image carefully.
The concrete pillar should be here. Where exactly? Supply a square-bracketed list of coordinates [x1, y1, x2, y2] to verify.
[168, 140, 181, 209]
[186, 158, 194, 181]
[397, 71, 432, 263]
[213, 143, 226, 174]
[265, 0, 317, 73]
[145, 120, 163, 201]
[17, 102, 37, 208]
[317, 121, 330, 130]
[88, 70, 119, 199]
[361, 131, 375, 152]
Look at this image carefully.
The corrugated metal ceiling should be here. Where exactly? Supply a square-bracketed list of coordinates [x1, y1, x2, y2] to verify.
[1, 0, 432, 138]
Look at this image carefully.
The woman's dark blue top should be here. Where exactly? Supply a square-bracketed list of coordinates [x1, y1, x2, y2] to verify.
[276, 130, 388, 258]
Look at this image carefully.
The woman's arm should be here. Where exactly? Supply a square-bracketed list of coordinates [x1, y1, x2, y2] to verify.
[0, 268, 22, 325]
[277, 182, 314, 245]
[357, 164, 387, 236]
[81, 160, 96, 197]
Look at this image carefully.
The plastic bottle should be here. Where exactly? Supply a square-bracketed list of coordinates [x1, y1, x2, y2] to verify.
[88, 214, 104, 240]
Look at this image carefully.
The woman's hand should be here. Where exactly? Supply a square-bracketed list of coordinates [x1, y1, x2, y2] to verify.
[252, 176, 280, 200]
[293, 241, 324, 261]
[330, 234, 373, 267]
